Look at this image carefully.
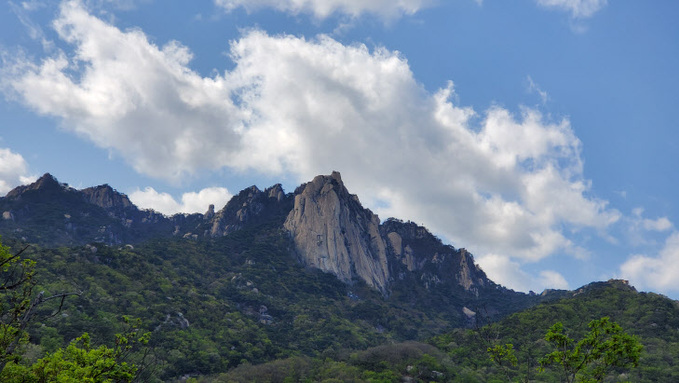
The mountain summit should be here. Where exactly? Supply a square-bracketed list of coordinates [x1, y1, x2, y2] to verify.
[284, 172, 391, 294]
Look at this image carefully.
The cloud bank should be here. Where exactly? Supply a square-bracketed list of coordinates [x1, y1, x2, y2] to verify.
[535, 0, 607, 19]
[621, 231, 679, 294]
[1, 1, 620, 290]
[129, 186, 232, 215]
[216, 0, 605, 20]
[0, 147, 34, 195]
[215, 0, 431, 20]
[476, 254, 569, 292]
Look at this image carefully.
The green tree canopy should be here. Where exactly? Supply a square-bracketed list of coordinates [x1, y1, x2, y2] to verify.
[538, 317, 643, 383]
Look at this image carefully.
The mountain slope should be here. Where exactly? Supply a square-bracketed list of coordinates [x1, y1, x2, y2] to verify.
[0, 226, 526, 379]
[430, 279, 679, 382]
[209, 280, 679, 382]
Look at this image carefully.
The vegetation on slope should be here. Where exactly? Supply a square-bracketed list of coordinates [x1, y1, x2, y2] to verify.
[2, 223, 491, 380]
[431, 280, 679, 382]
[1, 223, 677, 381]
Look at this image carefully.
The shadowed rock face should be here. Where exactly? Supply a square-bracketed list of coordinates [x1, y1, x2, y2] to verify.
[284, 172, 391, 294]
[208, 183, 289, 237]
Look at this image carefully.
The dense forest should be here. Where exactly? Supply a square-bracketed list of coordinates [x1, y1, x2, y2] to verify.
[1, 229, 678, 382]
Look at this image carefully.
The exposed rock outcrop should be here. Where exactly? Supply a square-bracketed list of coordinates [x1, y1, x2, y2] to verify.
[284, 172, 391, 294]
[281, 172, 493, 297]
[208, 184, 290, 237]
[5, 173, 67, 199]
[81, 184, 134, 210]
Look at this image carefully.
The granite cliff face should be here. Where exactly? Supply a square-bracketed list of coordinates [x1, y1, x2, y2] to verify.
[284, 172, 390, 294]
[283, 172, 491, 297]
[81, 184, 134, 211]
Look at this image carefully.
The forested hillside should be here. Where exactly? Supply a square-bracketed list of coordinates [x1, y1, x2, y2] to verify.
[0, 222, 532, 379]
[1, 174, 678, 382]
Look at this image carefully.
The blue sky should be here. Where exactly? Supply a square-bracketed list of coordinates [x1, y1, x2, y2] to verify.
[1, 0, 679, 297]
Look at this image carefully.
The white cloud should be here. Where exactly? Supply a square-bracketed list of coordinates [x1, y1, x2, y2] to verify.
[644, 217, 673, 232]
[536, 0, 607, 19]
[526, 75, 549, 105]
[215, 0, 431, 20]
[21, 1, 46, 12]
[2, 0, 246, 180]
[129, 186, 232, 215]
[477, 254, 532, 291]
[0, 147, 35, 195]
[217, 0, 603, 21]
[623, 207, 674, 247]
[538, 270, 569, 290]
[476, 254, 569, 292]
[620, 231, 679, 294]
[1, 1, 619, 266]
[9, 1, 50, 49]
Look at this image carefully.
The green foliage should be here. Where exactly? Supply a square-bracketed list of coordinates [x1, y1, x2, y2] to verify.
[0, 237, 151, 382]
[0, 223, 676, 382]
[12, 225, 480, 379]
[1, 319, 150, 383]
[0, 239, 37, 371]
[538, 317, 642, 383]
[431, 282, 669, 382]
[16, 333, 135, 382]
[212, 342, 453, 382]
[487, 343, 518, 381]
[18, 230, 678, 382]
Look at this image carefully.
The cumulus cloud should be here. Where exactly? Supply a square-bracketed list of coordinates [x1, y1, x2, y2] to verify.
[620, 231, 679, 294]
[2, 0, 247, 180]
[0, 147, 35, 195]
[538, 270, 569, 290]
[0, 1, 620, 290]
[644, 217, 673, 232]
[623, 207, 674, 247]
[477, 254, 569, 292]
[536, 0, 607, 19]
[129, 186, 232, 215]
[215, 0, 431, 20]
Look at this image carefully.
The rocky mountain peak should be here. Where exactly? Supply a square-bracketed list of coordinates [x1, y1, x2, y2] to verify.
[33, 173, 61, 188]
[267, 183, 285, 202]
[5, 173, 67, 199]
[208, 183, 292, 237]
[283, 172, 494, 297]
[284, 172, 390, 294]
[81, 184, 134, 210]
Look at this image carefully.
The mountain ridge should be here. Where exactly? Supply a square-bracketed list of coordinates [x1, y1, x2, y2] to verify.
[0, 172, 579, 307]
[0, 172, 527, 301]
